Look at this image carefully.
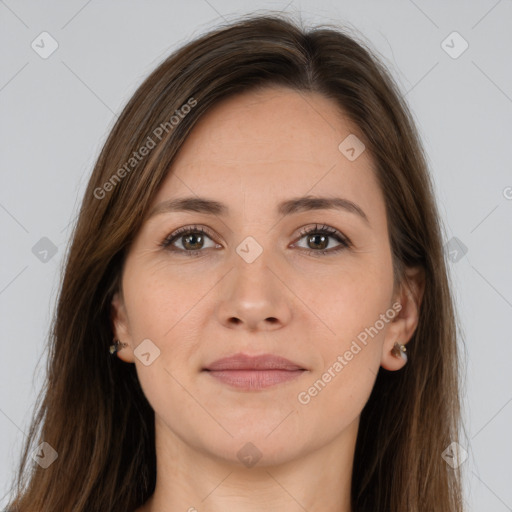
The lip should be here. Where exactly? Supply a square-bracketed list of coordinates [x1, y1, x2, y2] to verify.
[203, 353, 305, 371]
[202, 353, 307, 391]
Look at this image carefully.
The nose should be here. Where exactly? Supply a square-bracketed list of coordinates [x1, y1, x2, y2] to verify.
[215, 248, 293, 332]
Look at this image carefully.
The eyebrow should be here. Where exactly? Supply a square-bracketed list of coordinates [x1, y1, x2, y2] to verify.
[148, 195, 370, 225]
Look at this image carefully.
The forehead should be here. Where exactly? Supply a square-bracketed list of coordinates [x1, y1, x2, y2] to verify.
[153, 86, 386, 225]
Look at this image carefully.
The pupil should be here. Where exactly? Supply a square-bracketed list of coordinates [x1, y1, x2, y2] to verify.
[185, 234, 202, 250]
[310, 234, 327, 250]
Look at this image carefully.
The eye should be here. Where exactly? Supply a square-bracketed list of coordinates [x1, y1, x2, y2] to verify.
[160, 223, 351, 257]
[292, 224, 351, 256]
[160, 225, 220, 256]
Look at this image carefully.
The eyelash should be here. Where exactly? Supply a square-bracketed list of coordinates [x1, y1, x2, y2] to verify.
[160, 223, 352, 257]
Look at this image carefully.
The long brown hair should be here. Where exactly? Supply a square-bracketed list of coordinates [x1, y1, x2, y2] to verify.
[6, 12, 466, 512]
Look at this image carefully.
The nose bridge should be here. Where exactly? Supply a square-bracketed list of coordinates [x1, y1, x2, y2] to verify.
[231, 230, 278, 299]
[215, 229, 292, 330]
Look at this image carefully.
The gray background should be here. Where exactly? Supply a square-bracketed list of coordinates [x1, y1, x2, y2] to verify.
[1, 0, 511, 510]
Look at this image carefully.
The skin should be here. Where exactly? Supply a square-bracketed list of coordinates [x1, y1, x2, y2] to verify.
[112, 86, 424, 512]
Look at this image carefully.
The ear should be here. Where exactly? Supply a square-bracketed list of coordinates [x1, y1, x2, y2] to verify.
[380, 266, 425, 371]
[111, 291, 135, 363]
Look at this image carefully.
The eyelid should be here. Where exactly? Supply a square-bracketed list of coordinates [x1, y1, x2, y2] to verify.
[291, 223, 352, 253]
[294, 223, 351, 244]
[160, 223, 352, 255]
[160, 224, 220, 249]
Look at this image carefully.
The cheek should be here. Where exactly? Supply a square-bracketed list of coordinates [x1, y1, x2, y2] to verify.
[122, 257, 201, 339]
[293, 269, 392, 433]
[122, 259, 210, 384]
[292, 255, 394, 340]
[297, 255, 393, 398]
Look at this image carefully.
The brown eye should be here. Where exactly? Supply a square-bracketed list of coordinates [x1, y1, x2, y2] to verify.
[306, 233, 329, 251]
[294, 224, 351, 256]
[180, 232, 205, 251]
[161, 225, 219, 255]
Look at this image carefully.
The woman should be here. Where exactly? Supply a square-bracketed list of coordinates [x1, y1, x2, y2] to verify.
[6, 12, 465, 512]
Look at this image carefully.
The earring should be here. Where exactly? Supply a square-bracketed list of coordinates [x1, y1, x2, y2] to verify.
[109, 339, 128, 355]
[392, 341, 407, 363]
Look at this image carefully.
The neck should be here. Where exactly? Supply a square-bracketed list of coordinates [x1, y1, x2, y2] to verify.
[138, 414, 358, 512]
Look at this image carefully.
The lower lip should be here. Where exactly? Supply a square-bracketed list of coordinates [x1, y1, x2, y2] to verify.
[204, 369, 306, 390]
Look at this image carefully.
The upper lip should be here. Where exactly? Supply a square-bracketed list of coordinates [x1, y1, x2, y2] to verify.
[203, 353, 305, 371]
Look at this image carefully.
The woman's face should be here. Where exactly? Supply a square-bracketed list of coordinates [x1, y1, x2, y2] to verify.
[112, 86, 419, 467]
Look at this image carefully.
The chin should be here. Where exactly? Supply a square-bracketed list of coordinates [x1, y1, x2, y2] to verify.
[202, 429, 305, 468]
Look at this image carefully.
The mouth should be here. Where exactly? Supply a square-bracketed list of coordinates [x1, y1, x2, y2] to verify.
[202, 353, 307, 391]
